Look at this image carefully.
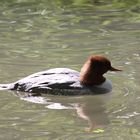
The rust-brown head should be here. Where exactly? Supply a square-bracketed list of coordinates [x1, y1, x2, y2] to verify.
[80, 55, 122, 86]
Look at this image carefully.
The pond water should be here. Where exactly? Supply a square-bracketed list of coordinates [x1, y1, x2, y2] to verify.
[0, 0, 140, 139]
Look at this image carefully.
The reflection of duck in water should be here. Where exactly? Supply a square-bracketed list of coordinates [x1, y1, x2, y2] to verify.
[12, 88, 111, 131]
[75, 95, 111, 131]
[0, 55, 121, 95]
[44, 95, 111, 132]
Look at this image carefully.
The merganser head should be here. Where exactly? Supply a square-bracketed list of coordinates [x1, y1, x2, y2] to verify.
[80, 55, 121, 86]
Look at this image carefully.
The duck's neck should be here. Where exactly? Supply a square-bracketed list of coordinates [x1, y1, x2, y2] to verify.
[80, 73, 106, 86]
[80, 60, 106, 86]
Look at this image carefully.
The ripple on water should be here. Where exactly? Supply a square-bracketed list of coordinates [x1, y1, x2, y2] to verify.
[116, 112, 140, 119]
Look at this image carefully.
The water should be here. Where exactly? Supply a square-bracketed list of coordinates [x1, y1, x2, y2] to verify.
[0, 0, 140, 139]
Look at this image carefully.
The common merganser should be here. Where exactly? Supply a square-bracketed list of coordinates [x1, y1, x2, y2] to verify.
[0, 55, 121, 95]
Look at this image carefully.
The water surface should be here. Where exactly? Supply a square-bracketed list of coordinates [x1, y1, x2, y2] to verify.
[0, 0, 140, 139]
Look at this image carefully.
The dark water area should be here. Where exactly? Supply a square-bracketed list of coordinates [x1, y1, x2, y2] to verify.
[0, 0, 140, 139]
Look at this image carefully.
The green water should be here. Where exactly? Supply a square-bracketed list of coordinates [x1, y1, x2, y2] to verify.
[0, 0, 140, 139]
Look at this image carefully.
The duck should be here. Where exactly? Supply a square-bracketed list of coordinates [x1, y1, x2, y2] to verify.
[0, 55, 121, 95]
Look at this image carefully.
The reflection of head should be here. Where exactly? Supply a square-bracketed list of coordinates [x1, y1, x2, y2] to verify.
[75, 96, 110, 131]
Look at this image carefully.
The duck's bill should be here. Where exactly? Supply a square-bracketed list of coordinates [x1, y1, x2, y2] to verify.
[110, 66, 122, 71]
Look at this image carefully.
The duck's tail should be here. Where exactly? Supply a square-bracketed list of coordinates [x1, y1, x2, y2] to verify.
[0, 83, 15, 90]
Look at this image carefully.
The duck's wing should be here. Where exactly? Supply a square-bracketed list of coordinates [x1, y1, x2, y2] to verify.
[14, 68, 82, 93]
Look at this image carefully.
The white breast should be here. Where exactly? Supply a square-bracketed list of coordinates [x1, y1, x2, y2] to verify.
[94, 79, 112, 93]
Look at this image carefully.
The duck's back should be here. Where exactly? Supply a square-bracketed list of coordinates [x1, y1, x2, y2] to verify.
[13, 68, 84, 93]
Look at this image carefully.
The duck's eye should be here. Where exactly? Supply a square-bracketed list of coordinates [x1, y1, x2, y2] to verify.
[92, 61, 103, 67]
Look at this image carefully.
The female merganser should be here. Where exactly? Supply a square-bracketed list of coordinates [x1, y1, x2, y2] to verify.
[0, 55, 121, 95]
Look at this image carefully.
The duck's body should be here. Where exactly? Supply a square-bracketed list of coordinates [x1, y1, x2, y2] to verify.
[0, 55, 121, 95]
[0, 68, 112, 95]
